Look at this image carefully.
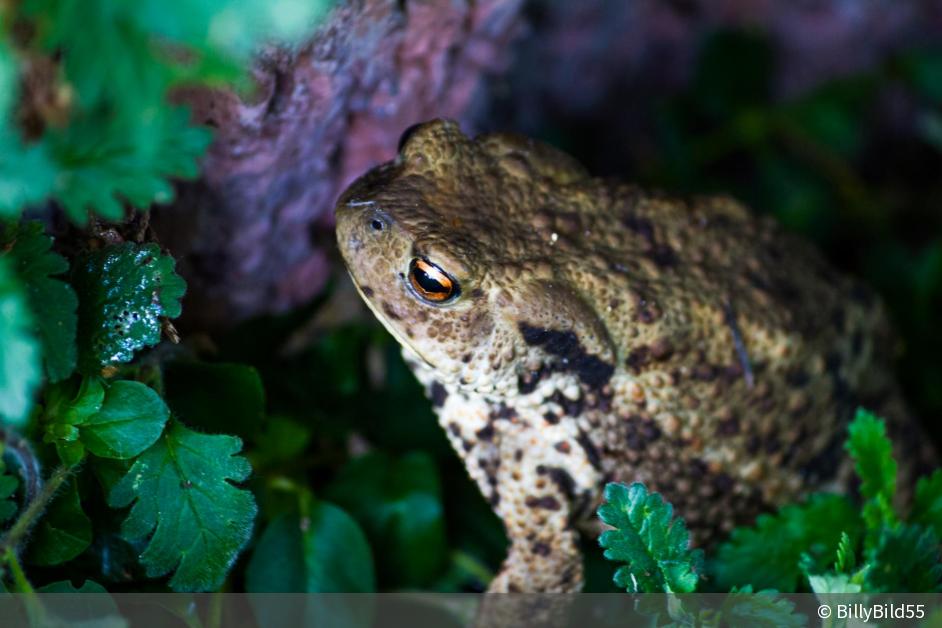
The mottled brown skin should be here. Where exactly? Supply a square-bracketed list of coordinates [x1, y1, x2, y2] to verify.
[335, 119, 929, 593]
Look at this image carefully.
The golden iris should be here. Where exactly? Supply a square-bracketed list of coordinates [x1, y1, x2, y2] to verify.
[408, 258, 459, 303]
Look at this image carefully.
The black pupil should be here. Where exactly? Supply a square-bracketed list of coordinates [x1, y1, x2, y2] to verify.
[414, 266, 447, 294]
[371, 219, 384, 231]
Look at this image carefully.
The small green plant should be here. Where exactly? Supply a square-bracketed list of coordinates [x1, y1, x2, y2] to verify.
[600, 409, 942, 598]
[0, 0, 334, 599]
[598, 482, 703, 594]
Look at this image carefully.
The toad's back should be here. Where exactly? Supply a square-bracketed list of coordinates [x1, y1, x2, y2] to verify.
[335, 119, 931, 592]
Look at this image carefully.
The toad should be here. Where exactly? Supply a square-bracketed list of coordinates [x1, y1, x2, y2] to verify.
[334, 119, 928, 592]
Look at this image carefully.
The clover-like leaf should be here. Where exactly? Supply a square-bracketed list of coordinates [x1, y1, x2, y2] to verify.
[42, 378, 169, 464]
[0, 255, 42, 425]
[597, 482, 703, 593]
[108, 420, 257, 591]
[246, 492, 375, 593]
[73, 243, 185, 374]
[325, 451, 447, 587]
[0, 221, 78, 381]
[81, 380, 170, 459]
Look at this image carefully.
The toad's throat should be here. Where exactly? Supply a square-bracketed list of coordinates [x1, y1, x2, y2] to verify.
[347, 271, 437, 370]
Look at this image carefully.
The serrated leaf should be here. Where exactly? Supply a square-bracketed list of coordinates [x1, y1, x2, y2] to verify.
[18, 0, 331, 224]
[834, 531, 856, 574]
[713, 493, 862, 592]
[0, 255, 42, 424]
[74, 243, 185, 373]
[108, 420, 257, 591]
[0, 221, 78, 381]
[44, 108, 212, 223]
[597, 482, 703, 594]
[911, 469, 942, 538]
[0, 43, 55, 217]
[721, 589, 807, 627]
[26, 477, 91, 566]
[865, 525, 942, 592]
[79, 380, 170, 459]
[846, 409, 898, 543]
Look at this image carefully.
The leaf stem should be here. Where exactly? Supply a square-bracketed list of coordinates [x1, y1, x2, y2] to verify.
[3, 547, 32, 593]
[0, 464, 74, 557]
[2, 547, 47, 626]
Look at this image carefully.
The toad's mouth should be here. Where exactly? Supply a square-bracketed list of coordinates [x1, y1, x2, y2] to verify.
[347, 270, 437, 371]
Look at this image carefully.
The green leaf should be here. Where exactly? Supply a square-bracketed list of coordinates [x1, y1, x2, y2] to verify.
[163, 361, 264, 440]
[0, 221, 78, 381]
[37, 580, 125, 628]
[18, 0, 332, 223]
[73, 243, 186, 373]
[44, 107, 212, 223]
[0, 459, 18, 522]
[865, 525, 942, 593]
[0, 42, 55, 217]
[713, 493, 862, 592]
[80, 380, 170, 459]
[37, 580, 109, 593]
[911, 469, 942, 538]
[597, 482, 703, 593]
[0, 255, 42, 425]
[25, 478, 92, 566]
[108, 420, 257, 591]
[807, 572, 862, 594]
[246, 495, 375, 593]
[252, 416, 311, 469]
[325, 451, 447, 587]
[845, 409, 898, 542]
[720, 588, 807, 627]
[834, 531, 856, 574]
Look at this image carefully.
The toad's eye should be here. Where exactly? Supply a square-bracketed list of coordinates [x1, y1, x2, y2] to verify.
[408, 258, 459, 303]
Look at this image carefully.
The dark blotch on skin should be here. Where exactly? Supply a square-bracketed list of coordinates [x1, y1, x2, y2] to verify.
[532, 542, 552, 556]
[525, 495, 562, 511]
[575, 430, 602, 470]
[360, 286, 374, 297]
[518, 323, 615, 388]
[625, 415, 662, 450]
[430, 381, 448, 408]
[476, 424, 495, 441]
[381, 301, 401, 320]
[650, 244, 678, 268]
[625, 346, 651, 373]
[716, 415, 741, 436]
[490, 403, 517, 421]
[546, 467, 576, 499]
[518, 364, 550, 394]
[543, 411, 560, 425]
[549, 390, 585, 417]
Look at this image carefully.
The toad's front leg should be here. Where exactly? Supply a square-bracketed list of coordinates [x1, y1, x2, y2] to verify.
[486, 421, 596, 593]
